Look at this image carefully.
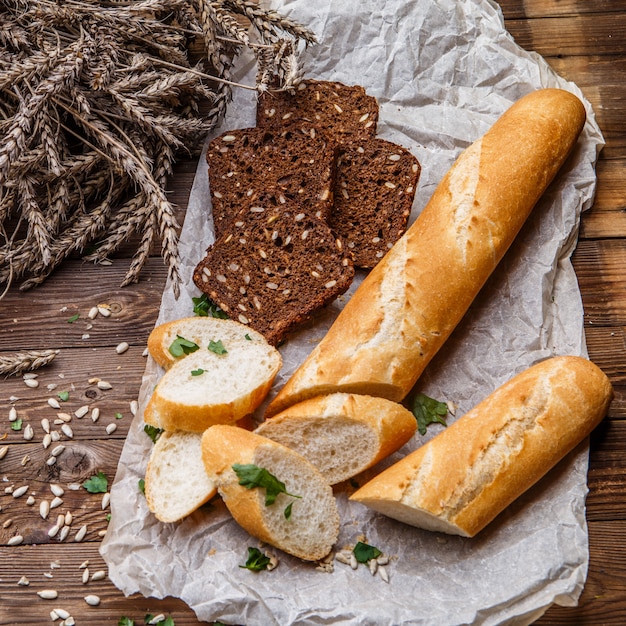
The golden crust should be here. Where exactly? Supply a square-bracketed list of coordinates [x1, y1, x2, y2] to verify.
[350, 356, 613, 537]
[266, 89, 587, 417]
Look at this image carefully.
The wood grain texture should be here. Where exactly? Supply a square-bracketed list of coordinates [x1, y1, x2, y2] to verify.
[1, 0, 625, 624]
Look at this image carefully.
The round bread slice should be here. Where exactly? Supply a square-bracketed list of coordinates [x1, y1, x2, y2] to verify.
[255, 393, 417, 484]
[147, 316, 275, 371]
[145, 431, 217, 523]
[202, 425, 340, 561]
[143, 324, 282, 432]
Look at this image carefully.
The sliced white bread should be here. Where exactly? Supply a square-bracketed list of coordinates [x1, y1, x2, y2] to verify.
[350, 356, 613, 537]
[144, 430, 217, 523]
[147, 316, 275, 370]
[254, 393, 417, 484]
[202, 425, 340, 561]
[143, 322, 282, 432]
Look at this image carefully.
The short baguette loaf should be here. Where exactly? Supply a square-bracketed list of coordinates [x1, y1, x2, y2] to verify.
[202, 425, 340, 561]
[350, 356, 613, 537]
[255, 393, 416, 485]
[266, 89, 587, 417]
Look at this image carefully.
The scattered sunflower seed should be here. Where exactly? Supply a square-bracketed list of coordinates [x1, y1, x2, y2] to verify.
[59, 525, 70, 541]
[37, 589, 58, 600]
[42, 434, 52, 449]
[8, 534, 23, 546]
[84, 594, 100, 606]
[130, 400, 138, 416]
[17, 576, 29, 586]
[9, 406, 17, 421]
[50, 484, 64, 497]
[47, 398, 61, 410]
[88, 306, 99, 320]
[50, 445, 65, 457]
[82, 568, 90, 584]
[41, 418, 50, 433]
[50, 497, 63, 509]
[53, 608, 70, 619]
[74, 405, 89, 419]
[97, 306, 111, 317]
[91, 408, 100, 423]
[378, 565, 390, 583]
[46, 456, 57, 466]
[40, 501, 50, 519]
[101, 493, 111, 509]
[2, 518, 12, 528]
[116, 342, 129, 354]
[74, 525, 88, 543]
[64, 511, 73, 526]
[0, 445, 8, 460]
[105, 423, 117, 435]
[23, 424, 34, 440]
[90, 570, 106, 581]
[12, 485, 29, 498]
[24, 378, 39, 389]
[61, 424, 74, 438]
[26, 495, 35, 505]
[48, 525, 60, 538]
[97, 380, 112, 390]
[79, 560, 89, 569]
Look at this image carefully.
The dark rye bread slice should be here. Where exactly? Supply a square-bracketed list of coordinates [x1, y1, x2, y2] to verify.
[332, 138, 421, 268]
[256, 80, 379, 144]
[207, 125, 336, 238]
[193, 201, 355, 346]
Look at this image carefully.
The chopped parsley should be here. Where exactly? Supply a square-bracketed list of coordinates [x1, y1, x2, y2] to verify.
[10, 418, 23, 431]
[233, 463, 301, 518]
[144, 424, 163, 443]
[67, 313, 80, 323]
[190, 368, 205, 376]
[168, 335, 200, 357]
[118, 618, 134, 626]
[57, 390, 70, 402]
[353, 541, 382, 564]
[83, 471, 108, 494]
[410, 392, 449, 435]
[192, 293, 228, 319]
[208, 339, 227, 355]
[240, 546, 271, 572]
[138, 478, 145, 494]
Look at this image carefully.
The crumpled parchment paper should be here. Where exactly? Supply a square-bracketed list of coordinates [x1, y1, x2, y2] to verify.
[100, 1, 605, 624]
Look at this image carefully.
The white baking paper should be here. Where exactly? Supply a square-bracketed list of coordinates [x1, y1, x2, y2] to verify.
[101, 0, 605, 624]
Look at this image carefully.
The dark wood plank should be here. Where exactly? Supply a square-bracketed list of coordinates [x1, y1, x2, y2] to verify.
[500, 0, 626, 19]
[0, 543, 203, 626]
[504, 14, 626, 58]
[537, 520, 626, 624]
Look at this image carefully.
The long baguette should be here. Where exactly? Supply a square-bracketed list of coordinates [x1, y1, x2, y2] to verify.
[350, 356, 613, 538]
[266, 88, 587, 417]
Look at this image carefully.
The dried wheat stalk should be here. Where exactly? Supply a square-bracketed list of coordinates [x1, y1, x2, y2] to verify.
[0, 349, 59, 376]
[0, 0, 316, 297]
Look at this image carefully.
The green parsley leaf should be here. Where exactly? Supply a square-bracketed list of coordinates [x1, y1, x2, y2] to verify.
[168, 335, 200, 358]
[115, 412, 123, 419]
[353, 541, 382, 564]
[232, 463, 301, 506]
[67, 313, 80, 323]
[190, 368, 205, 376]
[10, 418, 23, 431]
[57, 390, 70, 402]
[118, 617, 135, 626]
[208, 339, 227, 355]
[244, 333, 252, 341]
[192, 293, 228, 319]
[163, 618, 175, 626]
[284, 501, 294, 520]
[144, 424, 163, 443]
[143, 616, 154, 625]
[83, 471, 108, 494]
[138, 478, 145, 494]
[410, 392, 448, 435]
[240, 546, 271, 571]
[106, 513, 111, 522]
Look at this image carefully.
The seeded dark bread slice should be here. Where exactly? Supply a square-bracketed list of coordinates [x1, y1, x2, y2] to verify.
[331, 138, 421, 268]
[207, 125, 336, 238]
[256, 80, 379, 144]
[193, 201, 355, 346]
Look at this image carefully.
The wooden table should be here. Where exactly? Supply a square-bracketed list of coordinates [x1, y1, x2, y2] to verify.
[1, 1, 625, 624]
